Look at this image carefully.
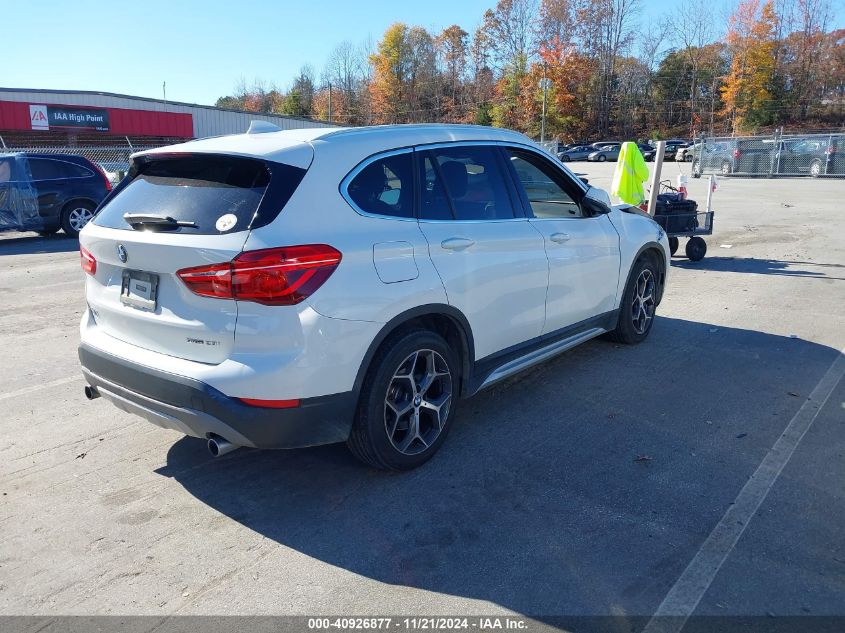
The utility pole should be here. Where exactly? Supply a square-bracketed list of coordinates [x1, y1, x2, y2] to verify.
[539, 66, 550, 144]
[327, 82, 332, 124]
[709, 74, 718, 137]
[162, 81, 167, 110]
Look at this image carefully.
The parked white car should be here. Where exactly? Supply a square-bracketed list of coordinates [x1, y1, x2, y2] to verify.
[78, 124, 670, 470]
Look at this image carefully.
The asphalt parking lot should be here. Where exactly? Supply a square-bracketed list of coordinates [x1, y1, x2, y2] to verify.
[0, 163, 843, 626]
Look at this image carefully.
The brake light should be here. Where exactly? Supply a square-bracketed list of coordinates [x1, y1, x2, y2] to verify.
[827, 144, 836, 154]
[733, 148, 741, 159]
[177, 245, 342, 306]
[238, 398, 300, 409]
[91, 162, 113, 192]
[80, 246, 96, 275]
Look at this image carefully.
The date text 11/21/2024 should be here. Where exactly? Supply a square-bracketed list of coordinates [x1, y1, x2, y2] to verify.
[306, 617, 528, 631]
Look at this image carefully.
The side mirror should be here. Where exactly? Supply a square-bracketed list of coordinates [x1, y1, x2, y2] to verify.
[582, 186, 612, 215]
[579, 176, 589, 185]
[581, 195, 611, 216]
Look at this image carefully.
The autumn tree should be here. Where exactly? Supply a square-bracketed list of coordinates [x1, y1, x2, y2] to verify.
[437, 25, 470, 121]
[674, 0, 715, 134]
[214, 0, 844, 140]
[369, 23, 412, 123]
[566, 0, 640, 135]
[780, 0, 833, 121]
[322, 42, 368, 123]
[722, 0, 779, 132]
[525, 37, 595, 139]
[469, 18, 497, 124]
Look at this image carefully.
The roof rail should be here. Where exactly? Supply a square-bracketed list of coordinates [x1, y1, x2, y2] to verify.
[247, 120, 282, 134]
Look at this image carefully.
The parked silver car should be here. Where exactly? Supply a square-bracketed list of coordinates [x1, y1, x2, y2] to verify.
[557, 145, 593, 161]
[587, 144, 621, 162]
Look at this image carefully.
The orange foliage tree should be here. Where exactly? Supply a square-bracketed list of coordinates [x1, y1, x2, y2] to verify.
[721, 0, 779, 133]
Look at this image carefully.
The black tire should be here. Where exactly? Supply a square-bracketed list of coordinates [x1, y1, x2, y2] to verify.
[607, 257, 659, 345]
[668, 236, 679, 256]
[809, 159, 822, 178]
[60, 201, 96, 238]
[36, 227, 60, 236]
[561, 155, 570, 162]
[347, 329, 460, 471]
[597, 154, 607, 162]
[720, 161, 732, 175]
[685, 236, 707, 261]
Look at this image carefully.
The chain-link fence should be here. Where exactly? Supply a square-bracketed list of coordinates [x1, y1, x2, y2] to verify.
[0, 142, 162, 184]
[687, 132, 845, 178]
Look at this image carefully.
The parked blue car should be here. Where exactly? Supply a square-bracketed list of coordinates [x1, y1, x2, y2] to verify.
[0, 152, 111, 237]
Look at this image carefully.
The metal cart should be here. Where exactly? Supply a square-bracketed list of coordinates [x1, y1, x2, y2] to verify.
[650, 180, 715, 262]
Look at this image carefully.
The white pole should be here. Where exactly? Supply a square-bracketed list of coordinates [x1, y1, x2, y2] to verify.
[706, 175, 714, 213]
[646, 141, 666, 217]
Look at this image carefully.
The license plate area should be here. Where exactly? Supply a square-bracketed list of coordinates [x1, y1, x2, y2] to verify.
[120, 270, 159, 312]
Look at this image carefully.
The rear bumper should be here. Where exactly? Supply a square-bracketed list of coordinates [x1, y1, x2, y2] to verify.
[79, 343, 356, 449]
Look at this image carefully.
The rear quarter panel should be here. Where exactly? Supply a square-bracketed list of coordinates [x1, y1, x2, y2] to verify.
[242, 143, 448, 325]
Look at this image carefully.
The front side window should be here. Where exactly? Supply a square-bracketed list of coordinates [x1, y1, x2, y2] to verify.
[505, 148, 583, 219]
[419, 145, 515, 221]
[346, 151, 414, 219]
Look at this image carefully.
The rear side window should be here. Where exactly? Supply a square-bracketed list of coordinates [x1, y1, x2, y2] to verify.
[346, 151, 414, 218]
[28, 158, 93, 180]
[28, 159, 64, 180]
[64, 162, 94, 177]
[93, 155, 304, 234]
[420, 145, 515, 221]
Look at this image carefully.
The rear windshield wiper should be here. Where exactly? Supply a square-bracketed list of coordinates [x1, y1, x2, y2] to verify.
[123, 213, 198, 230]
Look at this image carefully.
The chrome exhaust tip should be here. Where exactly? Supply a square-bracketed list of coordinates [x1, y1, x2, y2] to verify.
[207, 435, 238, 457]
[84, 385, 100, 400]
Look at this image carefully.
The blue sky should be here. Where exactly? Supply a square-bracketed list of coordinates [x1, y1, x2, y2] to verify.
[5, 0, 843, 106]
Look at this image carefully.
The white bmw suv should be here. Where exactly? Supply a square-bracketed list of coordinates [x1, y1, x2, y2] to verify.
[78, 124, 669, 470]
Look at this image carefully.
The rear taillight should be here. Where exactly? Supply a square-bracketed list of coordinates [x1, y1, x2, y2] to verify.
[733, 149, 741, 159]
[80, 246, 96, 275]
[177, 245, 342, 306]
[827, 144, 836, 154]
[91, 163, 113, 192]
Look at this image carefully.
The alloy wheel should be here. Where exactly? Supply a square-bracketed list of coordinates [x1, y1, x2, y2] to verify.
[384, 349, 453, 456]
[631, 269, 656, 335]
[68, 207, 94, 233]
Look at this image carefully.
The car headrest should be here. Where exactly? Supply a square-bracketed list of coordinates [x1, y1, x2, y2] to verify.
[439, 161, 468, 198]
[351, 164, 386, 200]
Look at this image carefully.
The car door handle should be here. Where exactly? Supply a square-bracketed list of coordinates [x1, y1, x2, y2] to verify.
[550, 232, 571, 243]
[441, 237, 475, 251]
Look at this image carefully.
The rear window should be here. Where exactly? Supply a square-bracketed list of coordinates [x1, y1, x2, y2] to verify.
[93, 154, 305, 234]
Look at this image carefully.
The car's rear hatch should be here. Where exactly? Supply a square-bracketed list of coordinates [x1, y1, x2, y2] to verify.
[81, 149, 310, 364]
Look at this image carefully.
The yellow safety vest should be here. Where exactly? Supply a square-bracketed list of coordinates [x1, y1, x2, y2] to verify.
[611, 142, 650, 206]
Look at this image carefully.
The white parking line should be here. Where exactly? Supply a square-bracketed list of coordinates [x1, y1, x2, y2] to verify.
[642, 347, 845, 633]
[0, 376, 79, 402]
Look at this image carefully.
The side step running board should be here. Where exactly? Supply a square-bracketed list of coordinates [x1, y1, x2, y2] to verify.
[478, 327, 606, 391]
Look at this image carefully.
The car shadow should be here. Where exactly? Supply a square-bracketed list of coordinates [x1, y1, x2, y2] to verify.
[0, 233, 78, 256]
[672, 256, 845, 280]
[156, 317, 841, 618]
